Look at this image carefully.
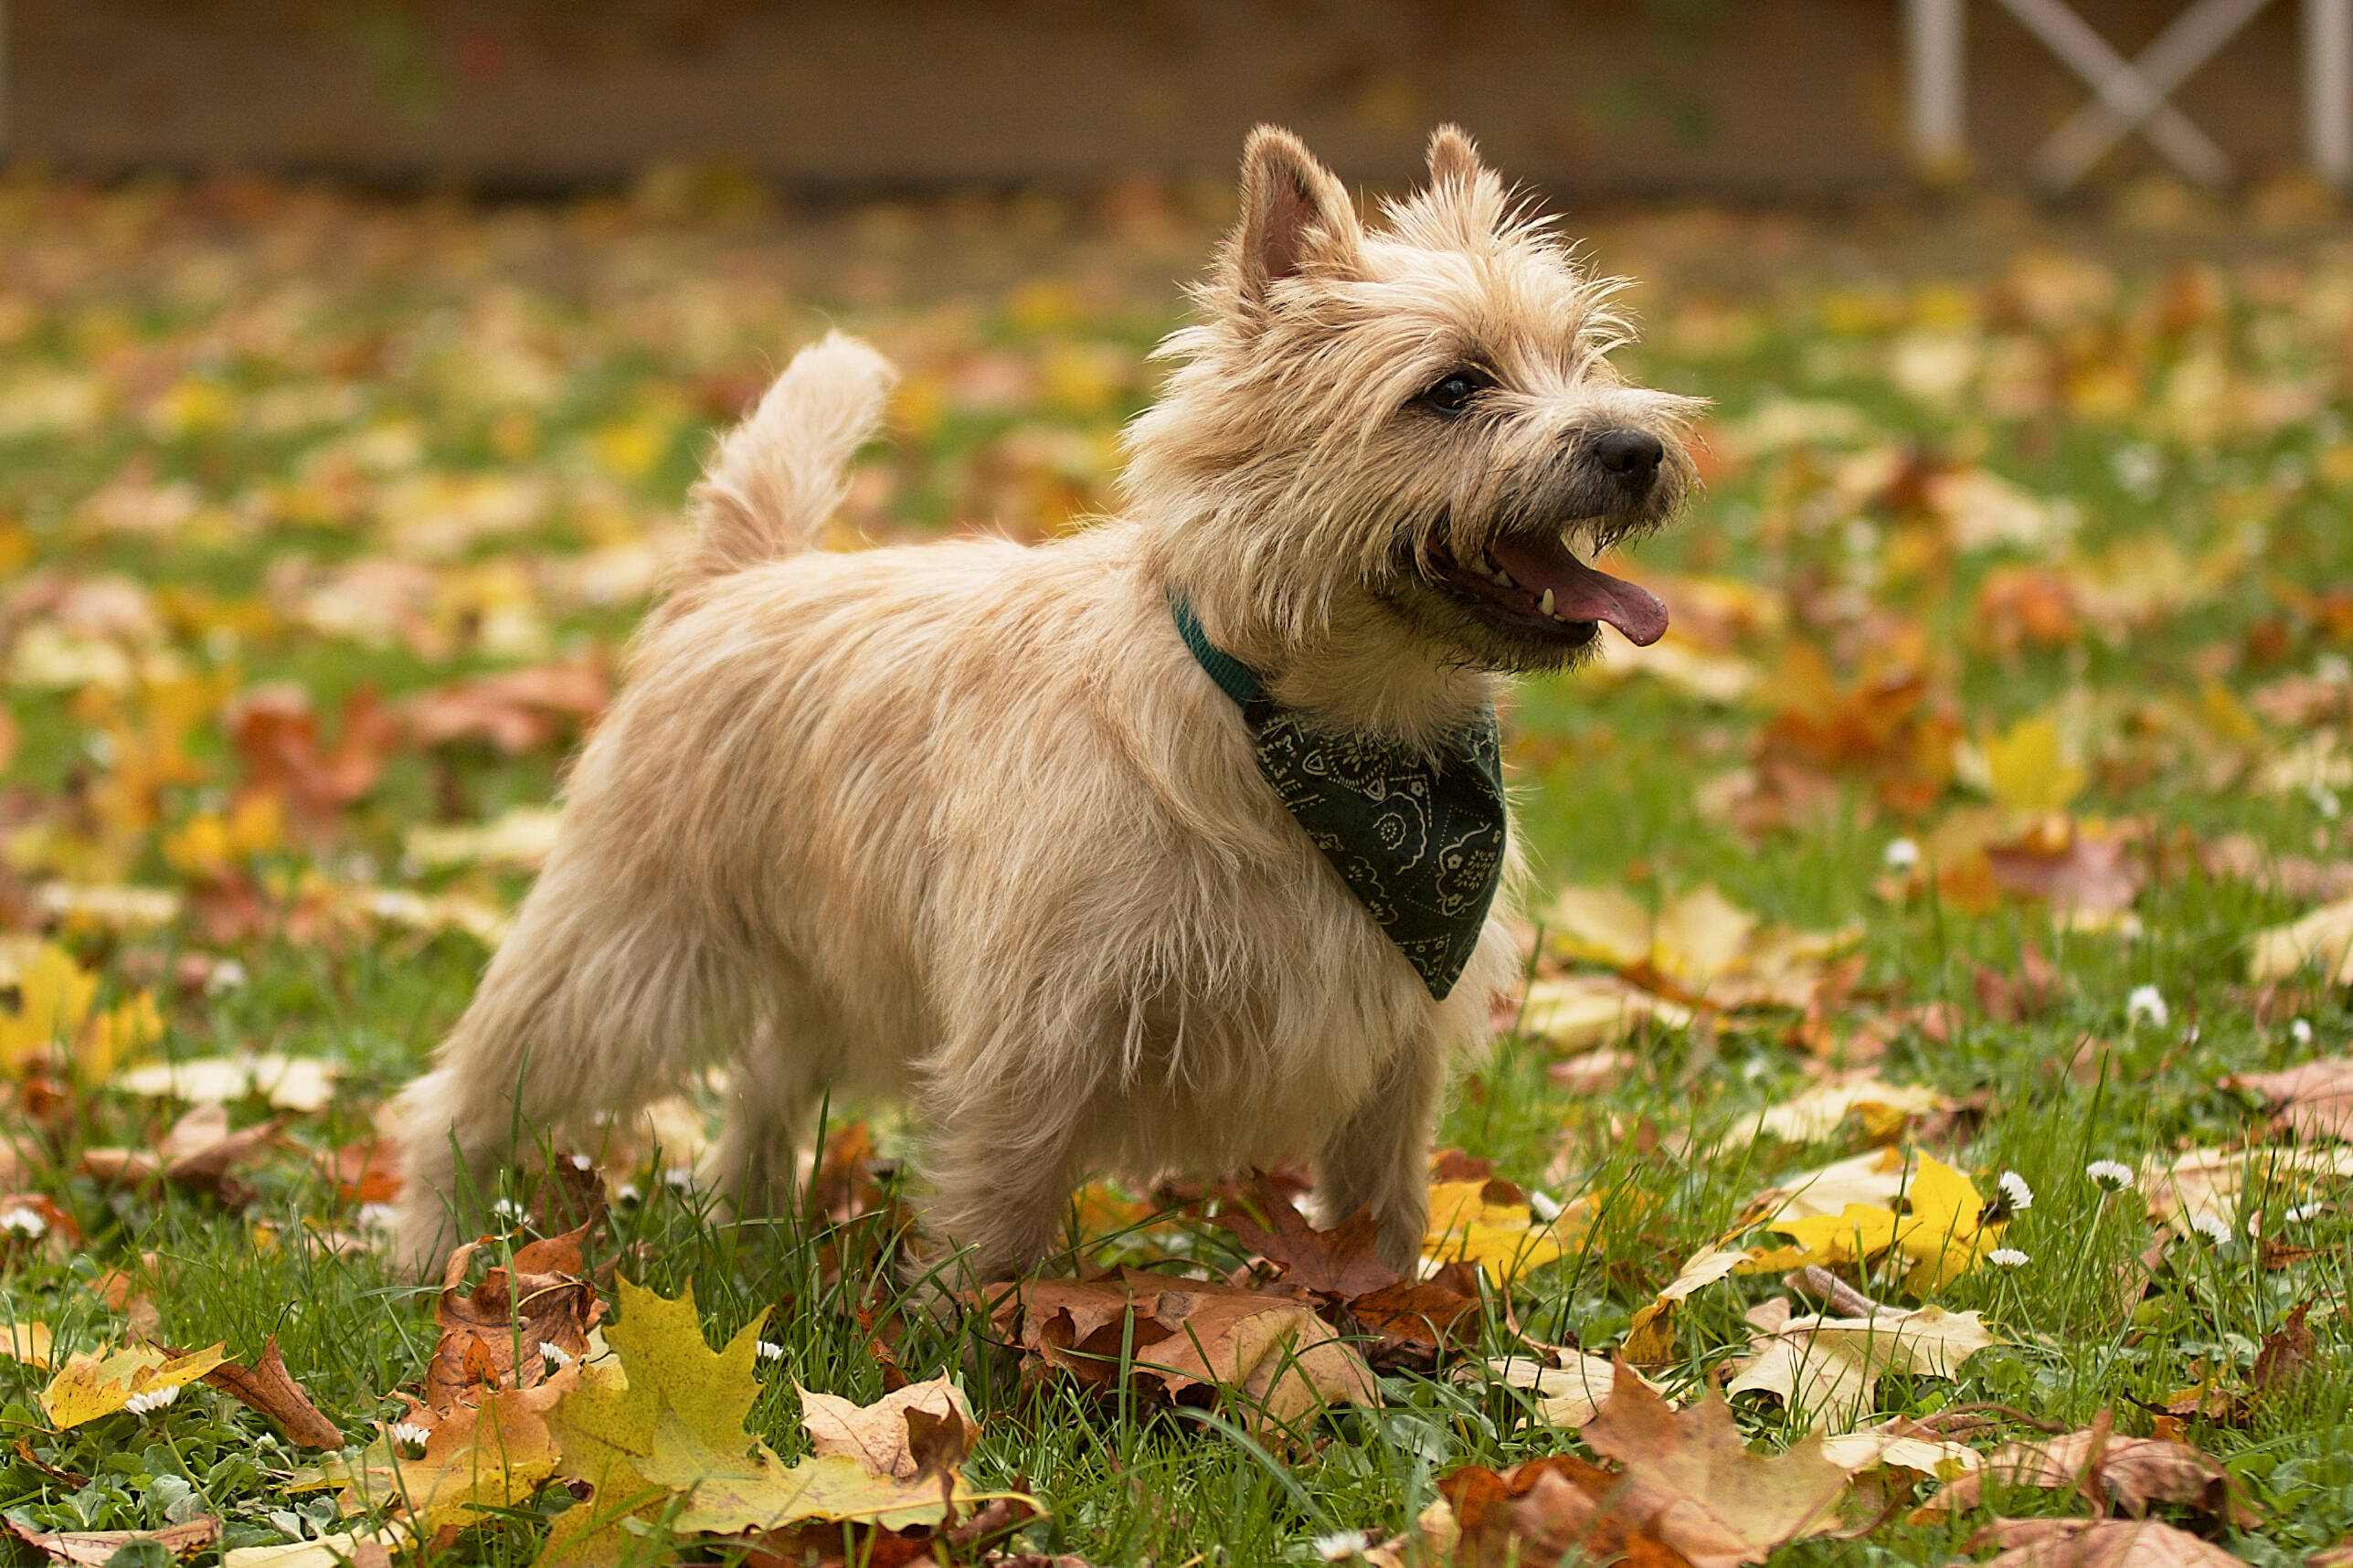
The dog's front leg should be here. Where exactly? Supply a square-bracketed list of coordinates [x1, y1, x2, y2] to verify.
[1313, 1033, 1447, 1277]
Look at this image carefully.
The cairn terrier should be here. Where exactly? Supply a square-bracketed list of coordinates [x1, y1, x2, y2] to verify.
[391, 125, 1697, 1281]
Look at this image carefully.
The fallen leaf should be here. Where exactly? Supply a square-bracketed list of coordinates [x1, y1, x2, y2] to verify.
[1621, 1246, 1752, 1364]
[981, 1268, 1377, 1444]
[1345, 1267, 1484, 1367]
[39, 1341, 228, 1427]
[1749, 1074, 1951, 1146]
[113, 1054, 338, 1112]
[1217, 1175, 1400, 1298]
[0, 1320, 54, 1367]
[8, 1518, 218, 1566]
[1923, 1411, 2259, 1526]
[2248, 895, 2353, 986]
[797, 1376, 979, 1481]
[1755, 1151, 2006, 1293]
[404, 804, 566, 871]
[80, 1102, 282, 1204]
[203, 1335, 343, 1448]
[426, 1220, 601, 1417]
[2226, 1057, 2353, 1141]
[548, 1277, 991, 1540]
[337, 1380, 569, 1532]
[1581, 1361, 1850, 1567]
[219, 1527, 410, 1568]
[2142, 1144, 2353, 1236]
[1426, 1180, 1567, 1282]
[1725, 1297, 1996, 1432]
[1486, 1351, 1674, 1428]
[1966, 1517, 2247, 1568]
[402, 661, 608, 753]
[1519, 973, 1692, 1052]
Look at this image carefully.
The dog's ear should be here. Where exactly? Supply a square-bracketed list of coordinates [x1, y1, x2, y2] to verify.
[1426, 124, 1485, 187]
[1227, 125, 1361, 308]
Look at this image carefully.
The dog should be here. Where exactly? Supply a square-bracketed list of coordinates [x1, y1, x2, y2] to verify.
[390, 124, 1697, 1283]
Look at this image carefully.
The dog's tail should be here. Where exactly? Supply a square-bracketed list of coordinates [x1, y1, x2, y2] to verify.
[679, 331, 897, 587]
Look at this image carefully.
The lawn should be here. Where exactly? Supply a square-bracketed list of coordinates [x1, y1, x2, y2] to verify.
[0, 171, 2349, 1567]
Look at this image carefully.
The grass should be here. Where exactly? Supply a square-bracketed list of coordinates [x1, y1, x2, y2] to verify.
[0, 173, 2349, 1564]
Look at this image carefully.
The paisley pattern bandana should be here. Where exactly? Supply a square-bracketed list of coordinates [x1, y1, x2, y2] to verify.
[1170, 596, 1507, 1000]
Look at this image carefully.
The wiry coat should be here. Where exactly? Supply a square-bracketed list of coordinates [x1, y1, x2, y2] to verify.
[389, 126, 1695, 1281]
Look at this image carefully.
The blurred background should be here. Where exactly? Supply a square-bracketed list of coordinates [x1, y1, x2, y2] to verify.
[6, 0, 2338, 197]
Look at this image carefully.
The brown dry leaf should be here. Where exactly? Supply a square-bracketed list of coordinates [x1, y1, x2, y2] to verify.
[1580, 1358, 1850, 1567]
[8, 1517, 218, 1566]
[1922, 1411, 2259, 1526]
[226, 683, 397, 834]
[2201, 832, 2353, 903]
[796, 1375, 979, 1481]
[202, 1335, 342, 1448]
[1485, 1351, 1678, 1430]
[80, 1103, 282, 1205]
[1967, 1517, 2247, 1568]
[402, 661, 608, 753]
[2226, 1057, 2353, 1141]
[1216, 1174, 1400, 1298]
[1621, 1247, 1753, 1365]
[1982, 816, 2142, 916]
[424, 1220, 601, 1418]
[1346, 1265, 1483, 1368]
[980, 1268, 1376, 1444]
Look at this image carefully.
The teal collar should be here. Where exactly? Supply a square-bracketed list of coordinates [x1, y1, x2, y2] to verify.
[1169, 594, 1507, 1000]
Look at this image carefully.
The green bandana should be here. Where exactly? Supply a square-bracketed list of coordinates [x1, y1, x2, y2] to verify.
[1170, 596, 1506, 1000]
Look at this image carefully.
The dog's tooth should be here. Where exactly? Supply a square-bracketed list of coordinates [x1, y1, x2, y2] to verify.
[1540, 588, 1556, 618]
[1493, 567, 1517, 588]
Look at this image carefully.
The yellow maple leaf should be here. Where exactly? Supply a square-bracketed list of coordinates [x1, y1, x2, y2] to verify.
[0, 944, 98, 1074]
[1425, 1180, 1565, 1283]
[1983, 712, 2085, 813]
[1760, 1153, 2002, 1295]
[545, 1277, 989, 1549]
[40, 1342, 226, 1428]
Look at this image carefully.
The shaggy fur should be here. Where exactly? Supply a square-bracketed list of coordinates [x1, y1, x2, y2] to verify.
[389, 125, 1700, 1282]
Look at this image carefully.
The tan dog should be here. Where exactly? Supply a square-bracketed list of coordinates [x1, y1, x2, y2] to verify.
[390, 125, 1697, 1282]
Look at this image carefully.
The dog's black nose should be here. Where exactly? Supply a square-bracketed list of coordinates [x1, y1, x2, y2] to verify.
[1593, 428, 1666, 482]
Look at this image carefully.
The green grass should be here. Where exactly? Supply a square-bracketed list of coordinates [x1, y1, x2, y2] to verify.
[0, 176, 2350, 1565]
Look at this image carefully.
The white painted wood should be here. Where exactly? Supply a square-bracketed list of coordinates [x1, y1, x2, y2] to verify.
[1907, 0, 1969, 172]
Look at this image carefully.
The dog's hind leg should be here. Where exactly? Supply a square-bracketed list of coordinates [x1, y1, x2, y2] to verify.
[709, 975, 846, 1225]
[1312, 1033, 1447, 1277]
[388, 852, 748, 1277]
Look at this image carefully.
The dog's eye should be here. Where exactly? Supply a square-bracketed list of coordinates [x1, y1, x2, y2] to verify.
[1419, 370, 1490, 415]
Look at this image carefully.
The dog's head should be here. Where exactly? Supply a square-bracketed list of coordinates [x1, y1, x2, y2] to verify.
[1129, 125, 1701, 681]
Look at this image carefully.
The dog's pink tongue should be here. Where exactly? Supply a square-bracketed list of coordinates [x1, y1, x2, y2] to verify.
[1487, 536, 1669, 647]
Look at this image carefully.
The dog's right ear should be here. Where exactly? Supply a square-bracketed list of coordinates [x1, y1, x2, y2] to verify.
[1225, 125, 1362, 310]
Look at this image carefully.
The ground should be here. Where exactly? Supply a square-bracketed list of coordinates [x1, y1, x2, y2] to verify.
[0, 169, 2348, 1567]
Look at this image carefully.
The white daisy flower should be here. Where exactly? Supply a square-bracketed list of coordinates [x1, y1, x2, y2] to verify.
[2285, 1202, 2327, 1224]
[388, 1421, 432, 1450]
[489, 1197, 525, 1223]
[615, 1181, 643, 1204]
[1987, 1247, 2030, 1267]
[2190, 1213, 2232, 1245]
[2126, 985, 2168, 1029]
[123, 1384, 181, 1416]
[203, 959, 248, 996]
[1315, 1531, 1373, 1562]
[2085, 1160, 2136, 1192]
[1997, 1171, 2034, 1213]
[0, 1207, 48, 1239]
[2291, 1018, 2315, 1047]
[1882, 837, 1922, 872]
[539, 1342, 572, 1367]
[355, 1202, 399, 1233]
[755, 1340, 786, 1361]
[570, 1152, 596, 1171]
[661, 1167, 694, 1190]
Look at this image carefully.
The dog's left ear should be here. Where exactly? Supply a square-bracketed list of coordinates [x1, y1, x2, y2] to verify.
[1225, 125, 1362, 310]
[1426, 124, 1486, 186]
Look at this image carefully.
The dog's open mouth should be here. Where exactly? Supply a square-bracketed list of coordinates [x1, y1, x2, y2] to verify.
[1426, 531, 1669, 648]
